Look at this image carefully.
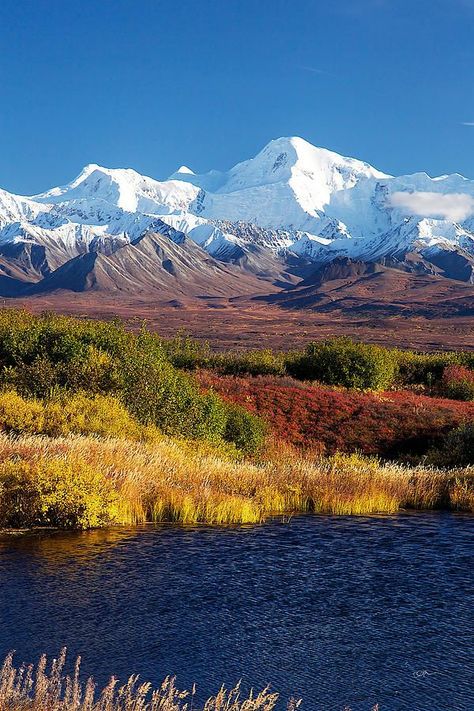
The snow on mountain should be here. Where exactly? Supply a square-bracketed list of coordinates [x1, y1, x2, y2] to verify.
[34, 164, 200, 215]
[0, 136, 474, 292]
[0, 189, 46, 227]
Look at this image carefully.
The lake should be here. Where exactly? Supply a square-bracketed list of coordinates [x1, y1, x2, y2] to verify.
[0, 513, 472, 710]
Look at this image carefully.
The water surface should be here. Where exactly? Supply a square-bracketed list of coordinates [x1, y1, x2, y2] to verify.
[0, 513, 472, 710]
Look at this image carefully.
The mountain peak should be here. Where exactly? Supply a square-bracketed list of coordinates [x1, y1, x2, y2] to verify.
[175, 165, 195, 175]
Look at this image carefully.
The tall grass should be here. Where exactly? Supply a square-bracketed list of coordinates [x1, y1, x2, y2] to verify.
[0, 648, 299, 711]
[0, 434, 472, 529]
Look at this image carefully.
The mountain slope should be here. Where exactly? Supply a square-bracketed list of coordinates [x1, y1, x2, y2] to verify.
[32, 229, 274, 299]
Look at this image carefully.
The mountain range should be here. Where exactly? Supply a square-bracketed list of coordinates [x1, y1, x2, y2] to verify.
[2, 136, 474, 307]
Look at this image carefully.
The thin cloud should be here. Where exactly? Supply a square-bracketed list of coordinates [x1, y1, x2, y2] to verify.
[390, 191, 474, 222]
[301, 66, 327, 74]
[461, 121, 474, 126]
[299, 65, 336, 78]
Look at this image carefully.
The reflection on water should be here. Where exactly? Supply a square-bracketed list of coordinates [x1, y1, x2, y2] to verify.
[0, 514, 472, 711]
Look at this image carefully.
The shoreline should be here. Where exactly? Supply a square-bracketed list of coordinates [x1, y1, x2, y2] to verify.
[1, 507, 472, 538]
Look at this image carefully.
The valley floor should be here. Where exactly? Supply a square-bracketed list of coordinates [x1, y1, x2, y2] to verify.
[6, 293, 474, 351]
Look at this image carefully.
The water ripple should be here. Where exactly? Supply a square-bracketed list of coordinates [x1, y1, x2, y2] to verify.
[0, 513, 472, 710]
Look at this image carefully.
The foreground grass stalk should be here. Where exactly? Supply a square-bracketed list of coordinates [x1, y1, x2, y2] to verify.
[0, 649, 295, 711]
[0, 650, 386, 710]
[0, 434, 472, 529]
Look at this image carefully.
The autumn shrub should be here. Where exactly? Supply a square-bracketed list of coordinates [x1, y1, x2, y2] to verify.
[440, 365, 474, 401]
[43, 393, 143, 439]
[0, 310, 265, 455]
[0, 390, 144, 440]
[0, 390, 44, 434]
[197, 372, 474, 459]
[0, 456, 117, 529]
[287, 338, 398, 391]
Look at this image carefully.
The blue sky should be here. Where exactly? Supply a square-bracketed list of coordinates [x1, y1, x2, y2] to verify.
[1, 0, 473, 194]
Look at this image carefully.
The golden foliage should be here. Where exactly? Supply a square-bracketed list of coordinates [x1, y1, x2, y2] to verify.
[0, 390, 145, 440]
[0, 456, 118, 529]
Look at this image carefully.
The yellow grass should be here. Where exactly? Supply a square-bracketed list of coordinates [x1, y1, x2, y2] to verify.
[0, 433, 472, 528]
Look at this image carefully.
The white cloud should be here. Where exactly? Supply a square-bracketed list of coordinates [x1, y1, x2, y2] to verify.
[390, 191, 474, 222]
[461, 121, 474, 126]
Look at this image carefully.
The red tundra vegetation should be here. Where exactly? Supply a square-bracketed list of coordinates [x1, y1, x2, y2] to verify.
[197, 372, 474, 457]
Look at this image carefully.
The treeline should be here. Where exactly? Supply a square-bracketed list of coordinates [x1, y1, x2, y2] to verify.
[163, 333, 474, 399]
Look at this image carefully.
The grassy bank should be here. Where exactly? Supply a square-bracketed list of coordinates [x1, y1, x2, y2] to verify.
[0, 433, 472, 529]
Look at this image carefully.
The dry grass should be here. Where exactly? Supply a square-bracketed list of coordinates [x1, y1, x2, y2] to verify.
[0, 648, 301, 711]
[0, 433, 472, 528]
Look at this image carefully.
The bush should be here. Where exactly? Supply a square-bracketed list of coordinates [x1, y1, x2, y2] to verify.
[223, 404, 267, 456]
[0, 311, 267, 455]
[43, 393, 143, 439]
[287, 338, 398, 391]
[0, 390, 44, 434]
[121, 345, 265, 454]
[0, 457, 118, 528]
[395, 350, 462, 388]
[0, 390, 144, 440]
[212, 349, 286, 377]
[4, 348, 123, 399]
[440, 365, 474, 401]
[162, 332, 211, 370]
[429, 423, 474, 467]
[0, 310, 129, 368]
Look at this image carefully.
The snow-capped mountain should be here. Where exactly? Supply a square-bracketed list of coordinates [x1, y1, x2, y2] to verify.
[1, 135, 474, 296]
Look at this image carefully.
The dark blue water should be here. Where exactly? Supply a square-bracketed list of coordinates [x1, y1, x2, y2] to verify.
[0, 514, 472, 710]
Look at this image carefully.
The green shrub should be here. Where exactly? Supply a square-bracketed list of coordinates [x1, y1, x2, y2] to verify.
[287, 338, 398, 391]
[395, 350, 462, 387]
[0, 457, 118, 529]
[213, 349, 286, 377]
[3, 357, 59, 398]
[0, 310, 129, 367]
[162, 332, 211, 370]
[428, 423, 474, 467]
[223, 404, 267, 456]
